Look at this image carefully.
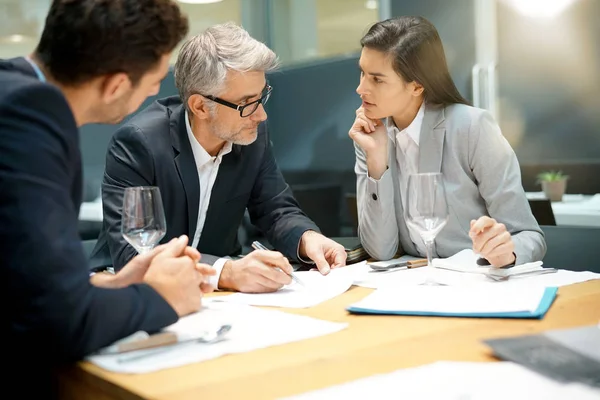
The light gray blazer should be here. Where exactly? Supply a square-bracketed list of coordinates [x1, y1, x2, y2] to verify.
[354, 103, 546, 264]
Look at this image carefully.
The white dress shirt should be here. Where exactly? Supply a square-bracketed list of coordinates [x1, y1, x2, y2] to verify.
[370, 102, 428, 256]
[185, 111, 233, 289]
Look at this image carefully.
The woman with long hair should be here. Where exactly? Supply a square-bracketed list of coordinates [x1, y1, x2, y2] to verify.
[349, 16, 545, 266]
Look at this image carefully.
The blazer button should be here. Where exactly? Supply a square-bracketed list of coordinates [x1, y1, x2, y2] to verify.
[372, 193, 378, 201]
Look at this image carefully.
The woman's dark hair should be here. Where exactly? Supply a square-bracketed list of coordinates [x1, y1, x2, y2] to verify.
[35, 0, 189, 86]
[361, 16, 469, 106]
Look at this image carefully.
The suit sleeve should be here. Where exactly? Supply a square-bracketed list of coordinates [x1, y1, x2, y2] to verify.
[246, 127, 320, 262]
[0, 83, 177, 362]
[354, 141, 400, 260]
[100, 124, 226, 270]
[468, 110, 547, 264]
[101, 125, 155, 270]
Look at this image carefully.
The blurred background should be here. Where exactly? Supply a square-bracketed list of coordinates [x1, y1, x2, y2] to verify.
[2, 0, 598, 240]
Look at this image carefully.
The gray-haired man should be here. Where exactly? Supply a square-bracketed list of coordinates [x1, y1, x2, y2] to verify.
[91, 23, 347, 293]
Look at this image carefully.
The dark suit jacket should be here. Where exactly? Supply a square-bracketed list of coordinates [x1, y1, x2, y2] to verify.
[90, 96, 319, 271]
[0, 58, 177, 396]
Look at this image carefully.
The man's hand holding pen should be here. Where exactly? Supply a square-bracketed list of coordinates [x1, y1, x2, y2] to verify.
[218, 246, 295, 293]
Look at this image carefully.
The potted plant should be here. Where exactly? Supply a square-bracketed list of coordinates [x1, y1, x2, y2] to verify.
[536, 171, 569, 202]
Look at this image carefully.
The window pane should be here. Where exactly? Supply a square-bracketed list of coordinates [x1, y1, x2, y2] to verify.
[270, 0, 379, 65]
[173, 0, 242, 64]
[0, 0, 241, 64]
[0, 0, 50, 59]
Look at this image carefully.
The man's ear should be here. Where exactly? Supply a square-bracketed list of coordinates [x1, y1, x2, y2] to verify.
[188, 94, 211, 120]
[411, 81, 425, 97]
[99, 73, 131, 104]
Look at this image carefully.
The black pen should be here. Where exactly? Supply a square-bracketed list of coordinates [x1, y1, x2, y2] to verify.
[251, 241, 306, 287]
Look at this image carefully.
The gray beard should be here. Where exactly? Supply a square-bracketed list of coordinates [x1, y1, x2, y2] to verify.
[212, 125, 258, 146]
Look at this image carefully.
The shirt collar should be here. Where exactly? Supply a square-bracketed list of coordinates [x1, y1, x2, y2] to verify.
[24, 57, 46, 83]
[385, 101, 426, 146]
[185, 110, 232, 168]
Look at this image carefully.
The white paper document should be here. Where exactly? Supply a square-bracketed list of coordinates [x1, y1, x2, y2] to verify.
[353, 251, 600, 289]
[87, 300, 348, 374]
[349, 285, 547, 314]
[218, 265, 356, 308]
[281, 361, 600, 400]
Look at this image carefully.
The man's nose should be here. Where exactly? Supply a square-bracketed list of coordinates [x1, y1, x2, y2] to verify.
[251, 103, 268, 121]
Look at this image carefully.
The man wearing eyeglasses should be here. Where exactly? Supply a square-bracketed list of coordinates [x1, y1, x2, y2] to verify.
[91, 23, 347, 293]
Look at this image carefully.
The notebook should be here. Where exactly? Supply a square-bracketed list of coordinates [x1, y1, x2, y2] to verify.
[332, 237, 370, 264]
[347, 285, 558, 319]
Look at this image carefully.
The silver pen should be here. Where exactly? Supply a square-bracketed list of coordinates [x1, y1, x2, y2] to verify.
[251, 241, 306, 287]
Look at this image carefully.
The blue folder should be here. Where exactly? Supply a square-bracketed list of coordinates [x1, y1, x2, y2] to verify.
[347, 287, 558, 319]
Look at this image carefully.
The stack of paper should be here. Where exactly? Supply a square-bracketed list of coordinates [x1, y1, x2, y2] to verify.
[87, 300, 348, 373]
[347, 285, 557, 318]
[218, 265, 356, 308]
[281, 361, 600, 400]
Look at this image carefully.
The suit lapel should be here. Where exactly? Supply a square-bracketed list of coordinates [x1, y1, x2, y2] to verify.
[197, 145, 242, 249]
[418, 105, 446, 174]
[170, 107, 200, 237]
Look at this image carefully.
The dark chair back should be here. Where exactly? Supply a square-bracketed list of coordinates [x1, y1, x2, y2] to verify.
[291, 182, 342, 237]
[78, 219, 103, 240]
[541, 225, 600, 273]
[528, 199, 557, 226]
[345, 193, 358, 235]
[81, 239, 98, 259]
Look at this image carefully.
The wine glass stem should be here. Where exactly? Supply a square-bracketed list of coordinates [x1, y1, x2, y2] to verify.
[137, 246, 153, 255]
[423, 239, 435, 285]
[424, 239, 434, 267]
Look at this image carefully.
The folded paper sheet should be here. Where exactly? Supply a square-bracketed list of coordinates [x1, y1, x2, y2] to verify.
[88, 300, 348, 374]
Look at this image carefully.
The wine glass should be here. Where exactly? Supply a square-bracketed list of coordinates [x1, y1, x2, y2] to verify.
[404, 173, 449, 285]
[121, 186, 167, 256]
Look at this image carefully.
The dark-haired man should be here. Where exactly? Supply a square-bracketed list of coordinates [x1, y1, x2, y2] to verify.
[0, 1, 207, 396]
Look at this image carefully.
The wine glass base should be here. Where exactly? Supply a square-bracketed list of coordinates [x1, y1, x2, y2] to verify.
[419, 279, 445, 286]
[419, 266, 445, 286]
[136, 246, 154, 255]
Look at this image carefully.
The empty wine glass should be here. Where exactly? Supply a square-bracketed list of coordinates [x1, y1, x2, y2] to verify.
[404, 173, 449, 285]
[121, 186, 167, 256]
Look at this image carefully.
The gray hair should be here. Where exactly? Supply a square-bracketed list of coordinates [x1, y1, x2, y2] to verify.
[174, 22, 279, 109]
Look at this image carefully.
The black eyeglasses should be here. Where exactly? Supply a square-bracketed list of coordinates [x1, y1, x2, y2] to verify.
[202, 85, 272, 118]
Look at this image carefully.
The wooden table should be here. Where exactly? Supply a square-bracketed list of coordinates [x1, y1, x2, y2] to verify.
[57, 281, 600, 400]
